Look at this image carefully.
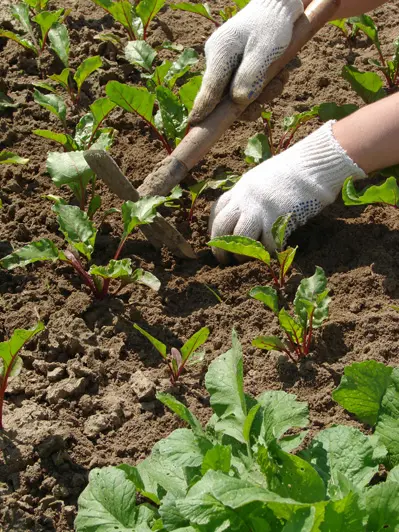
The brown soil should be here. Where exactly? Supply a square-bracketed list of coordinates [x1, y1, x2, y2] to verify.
[1, 0, 399, 530]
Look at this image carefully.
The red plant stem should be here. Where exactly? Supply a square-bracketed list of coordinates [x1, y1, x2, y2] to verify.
[305, 310, 315, 355]
[65, 253, 99, 297]
[267, 265, 281, 288]
[149, 123, 172, 154]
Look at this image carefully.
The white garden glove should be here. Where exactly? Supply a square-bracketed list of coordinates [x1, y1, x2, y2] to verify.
[189, 0, 304, 124]
[209, 121, 367, 263]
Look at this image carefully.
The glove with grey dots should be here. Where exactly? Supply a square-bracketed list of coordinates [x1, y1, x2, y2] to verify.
[209, 121, 367, 264]
[189, 0, 304, 124]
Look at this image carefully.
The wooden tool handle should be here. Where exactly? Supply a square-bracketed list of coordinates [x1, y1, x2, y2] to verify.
[138, 0, 340, 197]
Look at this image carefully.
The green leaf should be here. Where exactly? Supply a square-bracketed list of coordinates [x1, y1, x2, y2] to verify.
[208, 236, 271, 265]
[121, 194, 170, 236]
[332, 360, 393, 425]
[342, 176, 399, 207]
[0, 239, 60, 270]
[90, 97, 116, 127]
[136, 0, 165, 31]
[48, 23, 70, 67]
[49, 67, 71, 91]
[181, 327, 210, 364]
[201, 445, 231, 475]
[46, 152, 93, 200]
[0, 322, 44, 377]
[179, 76, 203, 113]
[0, 91, 18, 111]
[133, 323, 167, 359]
[74, 56, 103, 95]
[283, 107, 319, 131]
[170, 2, 215, 23]
[94, 31, 122, 46]
[125, 40, 156, 71]
[157, 392, 203, 434]
[301, 425, 380, 497]
[164, 48, 199, 88]
[364, 481, 399, 531]
[278, 309, 303, 344]
[342, 65, 385, 104]
[244, 133, 272, 165]
[102, 0, 134, 31]
[294, 267, 330, 329]
[205, 330, 247, 442]
[243, 403, 261, 444]
[252, 336, 287, 353]
[375, 368, 399, 467]
[320, 492, 365, 532]
[33, 90, 66, 124]
[33, 9, 64, 46]
[317, 102, 358, 122]
[89, 258, 132, 279]
[87, 194, 102, 219]
[157, 428, 212, 468]
[0, 30, 37, 54]
[131, 268, 160, 291]
[257, 442, 326, 503]
[53, 203, 97, 260]
[277, 247, 297, 280]
[75, 466, 155, 532]
[106, 81, 155, 124]
[350, 14, 380, 50]
[32, 129, 76, 150]
[272, 214, 293, 250]
[148, 60, 173, 87]
[255, 390, 309, 444]
[0, 150, 29, 165]
[249, 286, 279, 314]
[11, 3, 33, 38]
[156, 86, 187, 142]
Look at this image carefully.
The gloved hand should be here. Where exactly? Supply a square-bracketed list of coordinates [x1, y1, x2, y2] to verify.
[189, 0, 304, 125]
[209, 121, 367, 263]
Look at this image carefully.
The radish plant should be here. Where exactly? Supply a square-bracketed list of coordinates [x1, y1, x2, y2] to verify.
[90, 0, 165, 41]
[342, 175, 399, 208]
[251, 267, 330, 362]
[75, 332, 399, 531]
[0, 322, 44, 430]
[134, 324, 210, 384]
[106, 74, 201, 153]
[0, 192, 181, 299]
[33, 96, 116, 213]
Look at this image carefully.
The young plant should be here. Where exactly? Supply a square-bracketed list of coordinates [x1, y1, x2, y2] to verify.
[91, 0, 165, 41]
[0, 322, 44, 430]
[170, 0, 250, 26]
[208, 226, 296, 289]
[342, 175, 399, 208]
[188, 173, 240, 221]
[251, 266, 330, 361]
[0, 192, 181, 299]
[0, 150, 29, 165]
[106, 72, 201, 153]
[75, 332, 399, 531]
[329, 17, 359, 48]
[133, 324, 210, 384]
[0, 3, 69, 61]
[33, 96, 116, 212]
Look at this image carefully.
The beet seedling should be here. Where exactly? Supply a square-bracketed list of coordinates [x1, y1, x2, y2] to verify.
[188, 173, 240, 222]
[0, 192, 181, 299]
[134, 324, 210, 384]
[342, 176, 399, 208]
[0, 322, 44, 430]
[251, 267, 330, 362]
[170, 0, 250, 26]
[0, 151, 29, 165]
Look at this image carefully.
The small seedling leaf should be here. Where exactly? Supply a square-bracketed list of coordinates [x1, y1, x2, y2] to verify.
[0, 29, 37, 54]
[136, 0, 165, 31]
[33, 9, 64, 46]
[157, 392, 203, 434]
[133, 324, 167, 359]
[121, 194, 171, 237]
[0, 239, 60, 270]
[74, 56, 103, 94]
[342, 176, 399, 207]
[208, 236, 271, 265]
[170, 2, 214, 22]
[50, 68, 71, 90]
[201, 445, 231, 476]
[0, 322, 44, 377]
[244, 133, 272, 164]
[342, 65, 385, 104]
[89, 258, 133, 279]
[32, 129, 76, 150]
[106, 81, 155, 124]
[252, 336, 286, 352]
[243, 403, 261, 444]
[278, 308, 303, 343]
[294, 267, 330, 330]
[0, 91, 18, 111]
[179, 75, 202, 113]
[53, 203, 97, 260]
[48, 23, 70, 67]
[272, 213, 292, 250]
[249, 286, 279, 315]
[90, 97, 116, 127]
[11, 3, 33, 37]
[131, 268, 161, 291]
[46, 151, 93, 199]
[156, 86, 187, 142]
[164, 48, 199, 88]
[181, 327, 210, 363]
[0, 150, 29, 165]
[33, 90, 66, 124]
[276, 247, 297, 280]
[125, 40, 156, 71]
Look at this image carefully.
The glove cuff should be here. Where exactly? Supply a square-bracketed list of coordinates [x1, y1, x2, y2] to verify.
[293, 120, 367, 198]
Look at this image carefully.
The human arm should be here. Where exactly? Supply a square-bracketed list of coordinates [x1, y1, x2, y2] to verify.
[332, 0, 387, 19]
[209, 92, 399, 263]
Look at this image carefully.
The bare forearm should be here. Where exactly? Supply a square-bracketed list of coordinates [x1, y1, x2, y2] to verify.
[332, 0, 387, 19]
[333, 92, 399, 175]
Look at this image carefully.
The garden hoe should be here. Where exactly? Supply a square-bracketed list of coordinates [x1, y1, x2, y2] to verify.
[84, 0, 340, 259]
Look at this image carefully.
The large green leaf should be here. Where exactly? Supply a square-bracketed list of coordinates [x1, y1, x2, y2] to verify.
[249, 286, 279, 315]
[0, 322, 44, 376]
[294, 267, 330, 329]
[0, 239, 60, 270]
[136, 0, 165, 31]
[156, 86, 187, 142]
[33, 9, 64, 46]
[121, 194, 170, 237]
[106, 81, 155, 124]
[125, 40, 156, 71]
[320, 492, 365, 532]
[181, 327, 210, 363]
[342, 66, 385, 104]
[317, 102, 358, 122]
[33, 90, 66, 124]
[133, 323, 167, 359]
[11, 3, 33, 38]
[75, 467, 155, 532]
[164, 48, 199, 88]
[342, 176, 399, 207]
[46, 151, 93, 199]
[156, 428, 212, 468]
[205, 330, 247, 442]
[53, 203, 97, 260]
[0, 30, 37, 54]
[74, 56, 103, 94]
[90, 97, 117, 127]
[89, 258, 132, 279]
[244, 133, 272, 165]
[0, 150, 29, 164]
[375, 368, 399, 467]
[349, 14, 380, 51]
[179, 75, 202, 113]
[208, 236, 271, 265]
[32, 129, 76, 150]
[301, 426, 380, 497]
[364, 481, 399, 530]
[201, 445, 232, 476]
[332, 360, 393, 425]
[157, 392, 203, 434]
[48, 23, 70, 67]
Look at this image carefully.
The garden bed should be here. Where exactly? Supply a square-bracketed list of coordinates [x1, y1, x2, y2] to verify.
[1, 0, 399, 529]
